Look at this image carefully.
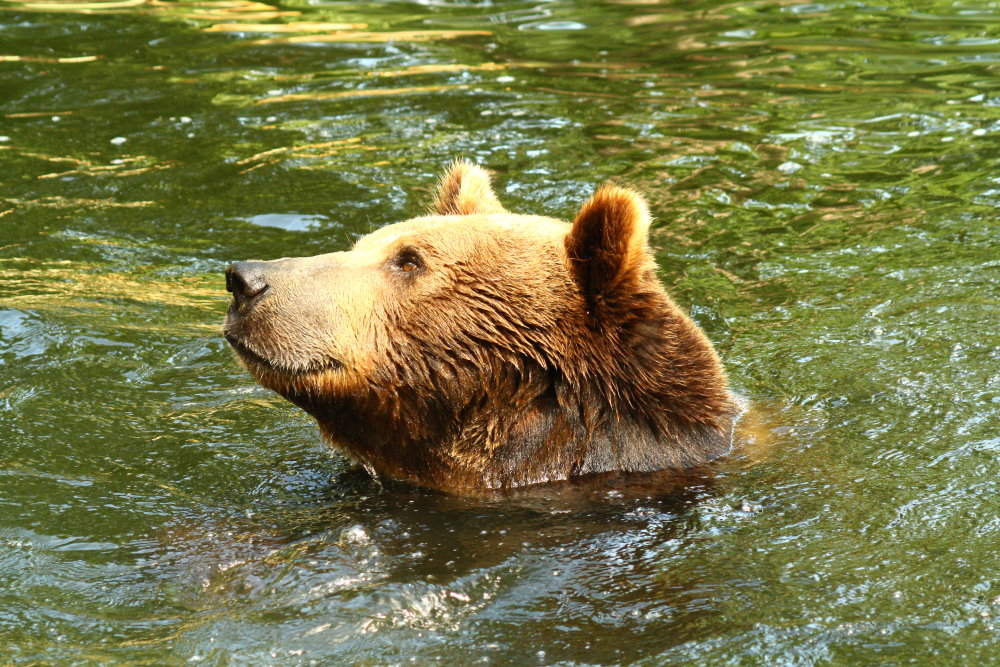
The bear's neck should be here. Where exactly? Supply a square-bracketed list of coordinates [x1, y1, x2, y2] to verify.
[444, 366, 740, 490]
[299, 355, 739, 493]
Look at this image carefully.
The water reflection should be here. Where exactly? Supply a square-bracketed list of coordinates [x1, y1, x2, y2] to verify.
[1, 0, 998, 663]
[151, 469, 721, 646]
[1, 0, 295, 20]
[244, 28, 492, 45]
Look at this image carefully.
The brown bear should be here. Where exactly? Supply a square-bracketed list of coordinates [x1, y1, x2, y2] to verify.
[224, 161, 741, 493]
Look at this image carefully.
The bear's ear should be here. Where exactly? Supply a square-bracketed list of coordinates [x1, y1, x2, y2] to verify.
[565, 184, 652, 321]
[431, 159, 507, 216]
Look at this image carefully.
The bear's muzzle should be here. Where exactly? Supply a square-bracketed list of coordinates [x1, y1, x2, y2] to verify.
[223, 255, 351, 377]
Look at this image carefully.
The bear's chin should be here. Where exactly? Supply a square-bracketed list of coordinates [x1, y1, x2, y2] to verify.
[224, 332, 342, 378]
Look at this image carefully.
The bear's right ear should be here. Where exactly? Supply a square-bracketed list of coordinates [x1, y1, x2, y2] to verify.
[431, 159, 507, 216]
[565, 184, 652, 324]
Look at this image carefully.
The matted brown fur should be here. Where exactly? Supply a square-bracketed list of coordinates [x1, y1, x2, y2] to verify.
[224, 160, 740, 493]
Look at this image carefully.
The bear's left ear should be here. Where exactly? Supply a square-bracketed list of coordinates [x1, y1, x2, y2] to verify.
[565, 184, 652, 322]
[431, 159, 507, 216]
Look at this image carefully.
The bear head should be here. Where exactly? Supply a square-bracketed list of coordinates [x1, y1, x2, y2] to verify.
[224, 161, 738, 493]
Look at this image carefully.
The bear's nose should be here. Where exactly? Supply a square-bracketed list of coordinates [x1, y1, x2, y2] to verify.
[226, 261, 270, 310]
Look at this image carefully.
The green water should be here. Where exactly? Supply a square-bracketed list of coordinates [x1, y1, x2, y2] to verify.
[1, 0, 998, 663]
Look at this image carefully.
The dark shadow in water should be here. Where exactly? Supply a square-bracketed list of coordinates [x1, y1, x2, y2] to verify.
[153, 464, 722, 607]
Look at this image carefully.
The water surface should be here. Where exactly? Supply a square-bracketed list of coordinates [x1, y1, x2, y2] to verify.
[1, 0, 998, 663]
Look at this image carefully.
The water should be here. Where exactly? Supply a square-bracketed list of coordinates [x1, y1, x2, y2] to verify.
[1, 0, 998, 663]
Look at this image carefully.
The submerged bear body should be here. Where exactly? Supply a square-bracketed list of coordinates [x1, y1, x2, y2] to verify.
[224, 161, 739, 493]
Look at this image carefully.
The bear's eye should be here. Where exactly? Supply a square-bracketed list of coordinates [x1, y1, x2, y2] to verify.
[390, 248, 424, 274]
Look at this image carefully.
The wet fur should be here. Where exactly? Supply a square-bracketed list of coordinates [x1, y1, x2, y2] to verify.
[226, 160, 739, 493]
